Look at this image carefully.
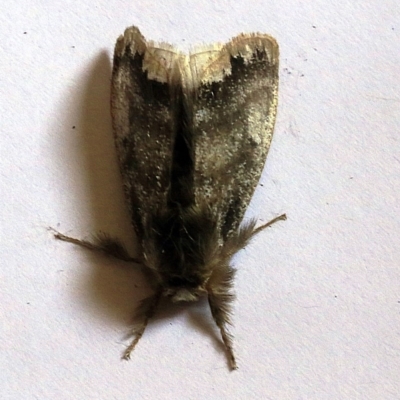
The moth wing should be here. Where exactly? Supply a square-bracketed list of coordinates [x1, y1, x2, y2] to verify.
[111, 27, 182, 238]
[187, 34, 279, 240]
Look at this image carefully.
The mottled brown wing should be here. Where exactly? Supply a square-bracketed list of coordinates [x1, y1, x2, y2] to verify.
[187, 34, 279, 240]
[111, 27, 182, 239]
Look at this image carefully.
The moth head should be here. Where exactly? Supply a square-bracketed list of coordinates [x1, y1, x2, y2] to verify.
[163, 286, 207, 302]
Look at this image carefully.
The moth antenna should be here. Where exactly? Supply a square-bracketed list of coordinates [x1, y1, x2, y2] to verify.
[49, 228, 141, 263]
[123, 291, 162, 360]
[251, 213, 287, 237]
[208, 292, 237, 370]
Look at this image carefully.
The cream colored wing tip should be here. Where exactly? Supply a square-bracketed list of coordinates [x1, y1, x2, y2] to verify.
[229, 32, 279, 57]
[114, 27, 278, 62]
[189, 32, 279, 64]
[114, 26, 147, 55]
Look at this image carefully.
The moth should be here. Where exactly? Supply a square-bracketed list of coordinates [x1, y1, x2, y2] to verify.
[53, 26, 285, 370]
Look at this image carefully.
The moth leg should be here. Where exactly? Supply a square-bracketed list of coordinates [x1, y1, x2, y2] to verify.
[49, 228, 140, 263]
[252, 213, 287, 237]
[208, 292, 237, 370]
[123, 291, 162, 360]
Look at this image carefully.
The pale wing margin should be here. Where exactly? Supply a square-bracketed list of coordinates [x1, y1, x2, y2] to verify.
[187, 34, 279, 240]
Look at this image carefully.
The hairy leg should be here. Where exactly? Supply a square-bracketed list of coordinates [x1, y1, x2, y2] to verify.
[49, 227, 141, 263]
[252, 213, 287, 237]
[123, 291, 162, 360]
[208, 291, 237, 370]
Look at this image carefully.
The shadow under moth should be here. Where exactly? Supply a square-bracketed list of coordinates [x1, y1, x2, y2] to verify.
[53, 26, 285, 370]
